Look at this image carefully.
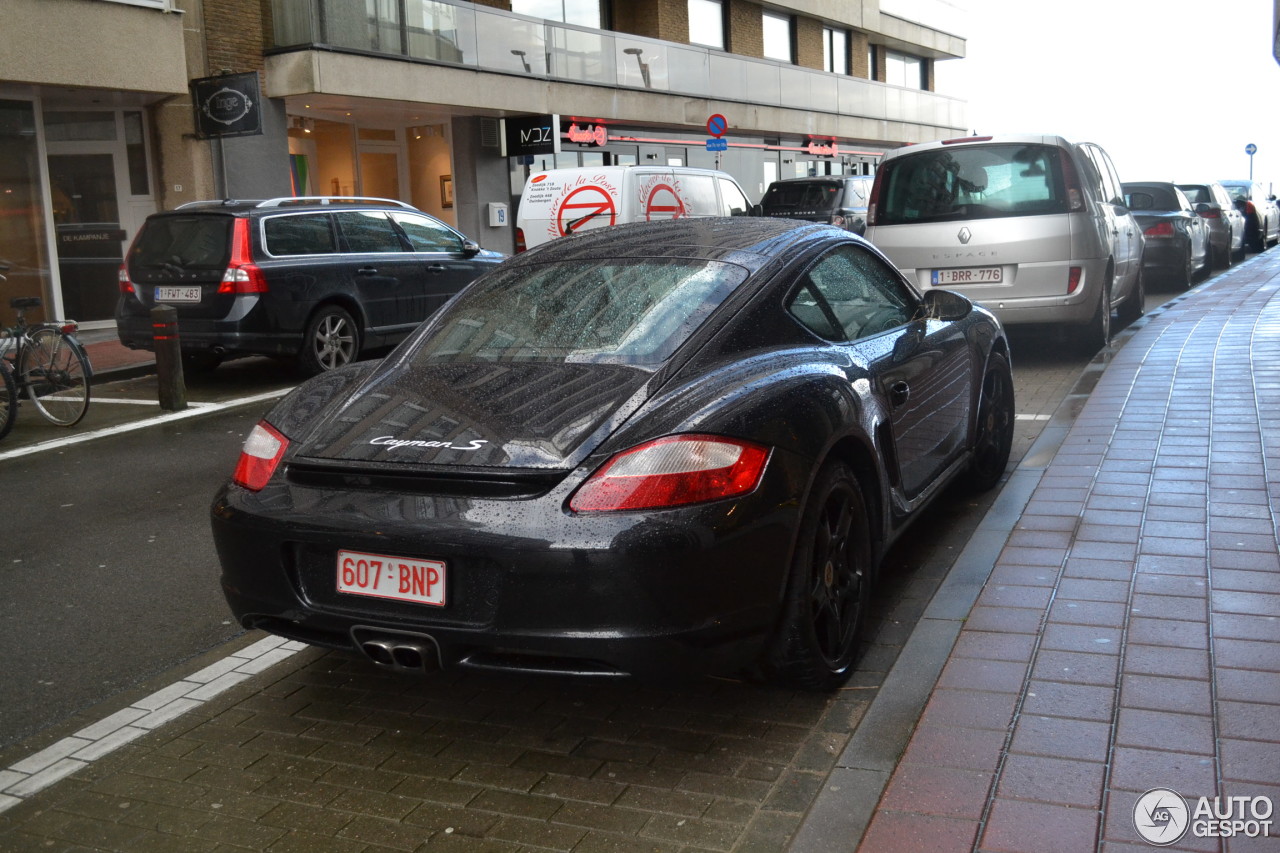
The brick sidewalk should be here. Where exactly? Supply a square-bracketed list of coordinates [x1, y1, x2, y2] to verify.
[854, 256, 1280, 852]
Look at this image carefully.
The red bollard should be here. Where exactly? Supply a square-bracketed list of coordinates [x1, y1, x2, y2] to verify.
[151, 304, 187, 411]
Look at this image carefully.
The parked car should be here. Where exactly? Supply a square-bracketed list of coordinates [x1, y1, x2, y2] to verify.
[1122, 182, 1210, 289]
[1219, 180, 1279, 252]
[759, 175, 874, 235]
[1177, 181, 1245, 267]
[211, 217, 1014, 691]
[515, 165, 756, 252]
[864, 133, 1145, 352]
[117, 197, 504, 374]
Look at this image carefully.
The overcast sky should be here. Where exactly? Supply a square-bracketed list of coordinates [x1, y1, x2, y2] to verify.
[933, 0, 1280, 191]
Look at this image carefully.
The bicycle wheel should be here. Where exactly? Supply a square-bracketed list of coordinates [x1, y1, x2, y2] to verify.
[0, 359, 16, 440]
[18, 328, 91, 426]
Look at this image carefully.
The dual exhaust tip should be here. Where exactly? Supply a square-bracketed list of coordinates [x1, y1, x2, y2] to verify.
[351, 627, 440, 674]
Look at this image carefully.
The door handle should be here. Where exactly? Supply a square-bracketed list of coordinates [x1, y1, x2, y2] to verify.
[426, 264, 447, 273]
[889, 381, 910, 407]
[356, 266, 379, 276]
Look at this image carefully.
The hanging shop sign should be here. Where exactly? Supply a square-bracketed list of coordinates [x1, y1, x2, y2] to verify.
[503, 114, 561, 157]
[190, 72, 262, 139]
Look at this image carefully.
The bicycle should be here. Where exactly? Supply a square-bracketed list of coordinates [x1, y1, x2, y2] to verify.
[0, 262, 93, 429]
[0, 358, 15, 440]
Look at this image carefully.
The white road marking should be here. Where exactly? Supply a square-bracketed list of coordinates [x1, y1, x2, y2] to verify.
[0, 389, 291, 462]
[0, 636, 305, 814]
[1015, 414, 1052, 421]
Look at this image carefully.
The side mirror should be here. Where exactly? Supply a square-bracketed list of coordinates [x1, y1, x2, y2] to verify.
[750, 203, 763, 217]
[462, 240, 481, 257]
[920, 288, 973, 322]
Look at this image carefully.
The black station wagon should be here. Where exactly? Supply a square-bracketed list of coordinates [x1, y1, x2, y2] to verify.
[116, 197, 504, 374]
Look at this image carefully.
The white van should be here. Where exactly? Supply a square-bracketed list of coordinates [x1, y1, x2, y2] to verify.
[864, 133, 1144, 351]
[515, 165, 756, 252]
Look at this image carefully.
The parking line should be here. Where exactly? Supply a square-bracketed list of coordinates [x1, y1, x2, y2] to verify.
[0, 636, 305, 814]
[0, 389, 291, 462]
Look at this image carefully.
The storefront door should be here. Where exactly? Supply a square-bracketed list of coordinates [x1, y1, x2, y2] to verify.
[47, 152, 124, 322]
[358, 142, 405, 199]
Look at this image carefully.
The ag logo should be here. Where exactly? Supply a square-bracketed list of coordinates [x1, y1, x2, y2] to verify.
[1133, 788, 1189, 845]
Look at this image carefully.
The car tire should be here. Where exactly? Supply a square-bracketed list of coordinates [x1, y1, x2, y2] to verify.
[967, 351, 1014, 493]
[1118, 266, 1145, 325]
[1176, 248, 1193, 290]
[299, 305, 360, 375]
[1076, 277, 1112, 355]
[765, 461, 873, 692]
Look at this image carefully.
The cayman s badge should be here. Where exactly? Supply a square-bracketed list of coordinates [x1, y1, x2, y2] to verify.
[957, 227, 972, 244]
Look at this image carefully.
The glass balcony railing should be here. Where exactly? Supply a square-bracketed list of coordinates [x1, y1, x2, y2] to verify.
[270, 0, 966, 131]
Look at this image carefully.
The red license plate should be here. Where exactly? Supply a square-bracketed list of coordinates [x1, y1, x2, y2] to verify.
[337, 549, 446, 607]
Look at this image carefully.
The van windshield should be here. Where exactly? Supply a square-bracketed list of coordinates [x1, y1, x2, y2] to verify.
[875, 143, 1068, 225]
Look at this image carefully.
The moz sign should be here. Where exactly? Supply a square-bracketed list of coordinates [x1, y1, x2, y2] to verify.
[503, 114, 561, 157]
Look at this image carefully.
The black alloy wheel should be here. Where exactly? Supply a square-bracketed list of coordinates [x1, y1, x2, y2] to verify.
[1118, 267, 1145, 325]
[767, 461, 872, 691]
[967, 351, 1015, 493]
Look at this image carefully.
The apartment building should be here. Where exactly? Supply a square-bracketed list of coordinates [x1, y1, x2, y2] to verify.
[0, 0, 965, 328]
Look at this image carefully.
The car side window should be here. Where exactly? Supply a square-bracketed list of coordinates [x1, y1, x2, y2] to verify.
[392, 212, 464, 253]
[334, 211, 406, 253]
[262, 213, 336, 256]
[786, 245, 916, 341]
[718, 178, 751, 216]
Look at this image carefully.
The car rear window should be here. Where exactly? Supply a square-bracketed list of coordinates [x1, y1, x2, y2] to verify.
[1125, 186, 1180, 211]
[130, 215, 231, 270]
[875, 143, 1069, 225]
[762, 182, 843, 212]
[1178, 185, 1210, 205]
[409, 259, 748, 367]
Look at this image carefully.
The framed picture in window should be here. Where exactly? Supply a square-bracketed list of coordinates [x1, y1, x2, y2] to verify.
[440, 174, 454, 208]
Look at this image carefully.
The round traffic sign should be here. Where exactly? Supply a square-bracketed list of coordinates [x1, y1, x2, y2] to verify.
[1246, 143, 1258, 156]
[707, 114, 727, 138]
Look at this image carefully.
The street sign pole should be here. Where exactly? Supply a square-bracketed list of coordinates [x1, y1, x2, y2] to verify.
[1246, 143, 1257, 180]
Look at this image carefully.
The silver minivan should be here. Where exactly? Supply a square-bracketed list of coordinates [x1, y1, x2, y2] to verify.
[864, 134, 1144, 350]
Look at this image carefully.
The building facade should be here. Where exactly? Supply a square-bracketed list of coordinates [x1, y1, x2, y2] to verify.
[0, 0, 965, 330]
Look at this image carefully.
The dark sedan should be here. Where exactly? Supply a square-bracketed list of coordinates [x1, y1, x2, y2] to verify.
[212, 218, 1014, 691]
[1122, 182, 1209, 289]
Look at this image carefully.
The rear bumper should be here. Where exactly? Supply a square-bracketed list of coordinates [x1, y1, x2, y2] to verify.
[116, 311, 300, 358]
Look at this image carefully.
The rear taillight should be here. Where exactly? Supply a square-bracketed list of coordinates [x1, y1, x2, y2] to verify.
[1198, 208, 1220, 219]
[568, 434, 769, 512]
[1144, 222, 1175, 239]
[218, 218, 268, 295]
[514, 227, 527, 253]
[233, 421, 289, 491]
[1067, 266, 1083, 295]
[868, 174, 886, 226]
[1060, 154, 1084, 212]
[118, 264, 134, 295]
[830, 214, 847, 227]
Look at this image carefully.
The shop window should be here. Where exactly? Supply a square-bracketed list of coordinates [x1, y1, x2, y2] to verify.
[511, 0, 602, 28]
[0, 100, 52, 314]
[823, 27, 848, 75]
[688, 0, 724, 50]
[44, 111, 117, 143]
[763, 11, 793, 63]
[124, 112, 149, 196]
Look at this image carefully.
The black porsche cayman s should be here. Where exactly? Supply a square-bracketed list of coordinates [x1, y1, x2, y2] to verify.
[212, 217, 1013, 690]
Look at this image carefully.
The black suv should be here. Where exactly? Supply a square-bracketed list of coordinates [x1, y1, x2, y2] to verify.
[116, 197, 505, 374]
[759, 175, 874, 235]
